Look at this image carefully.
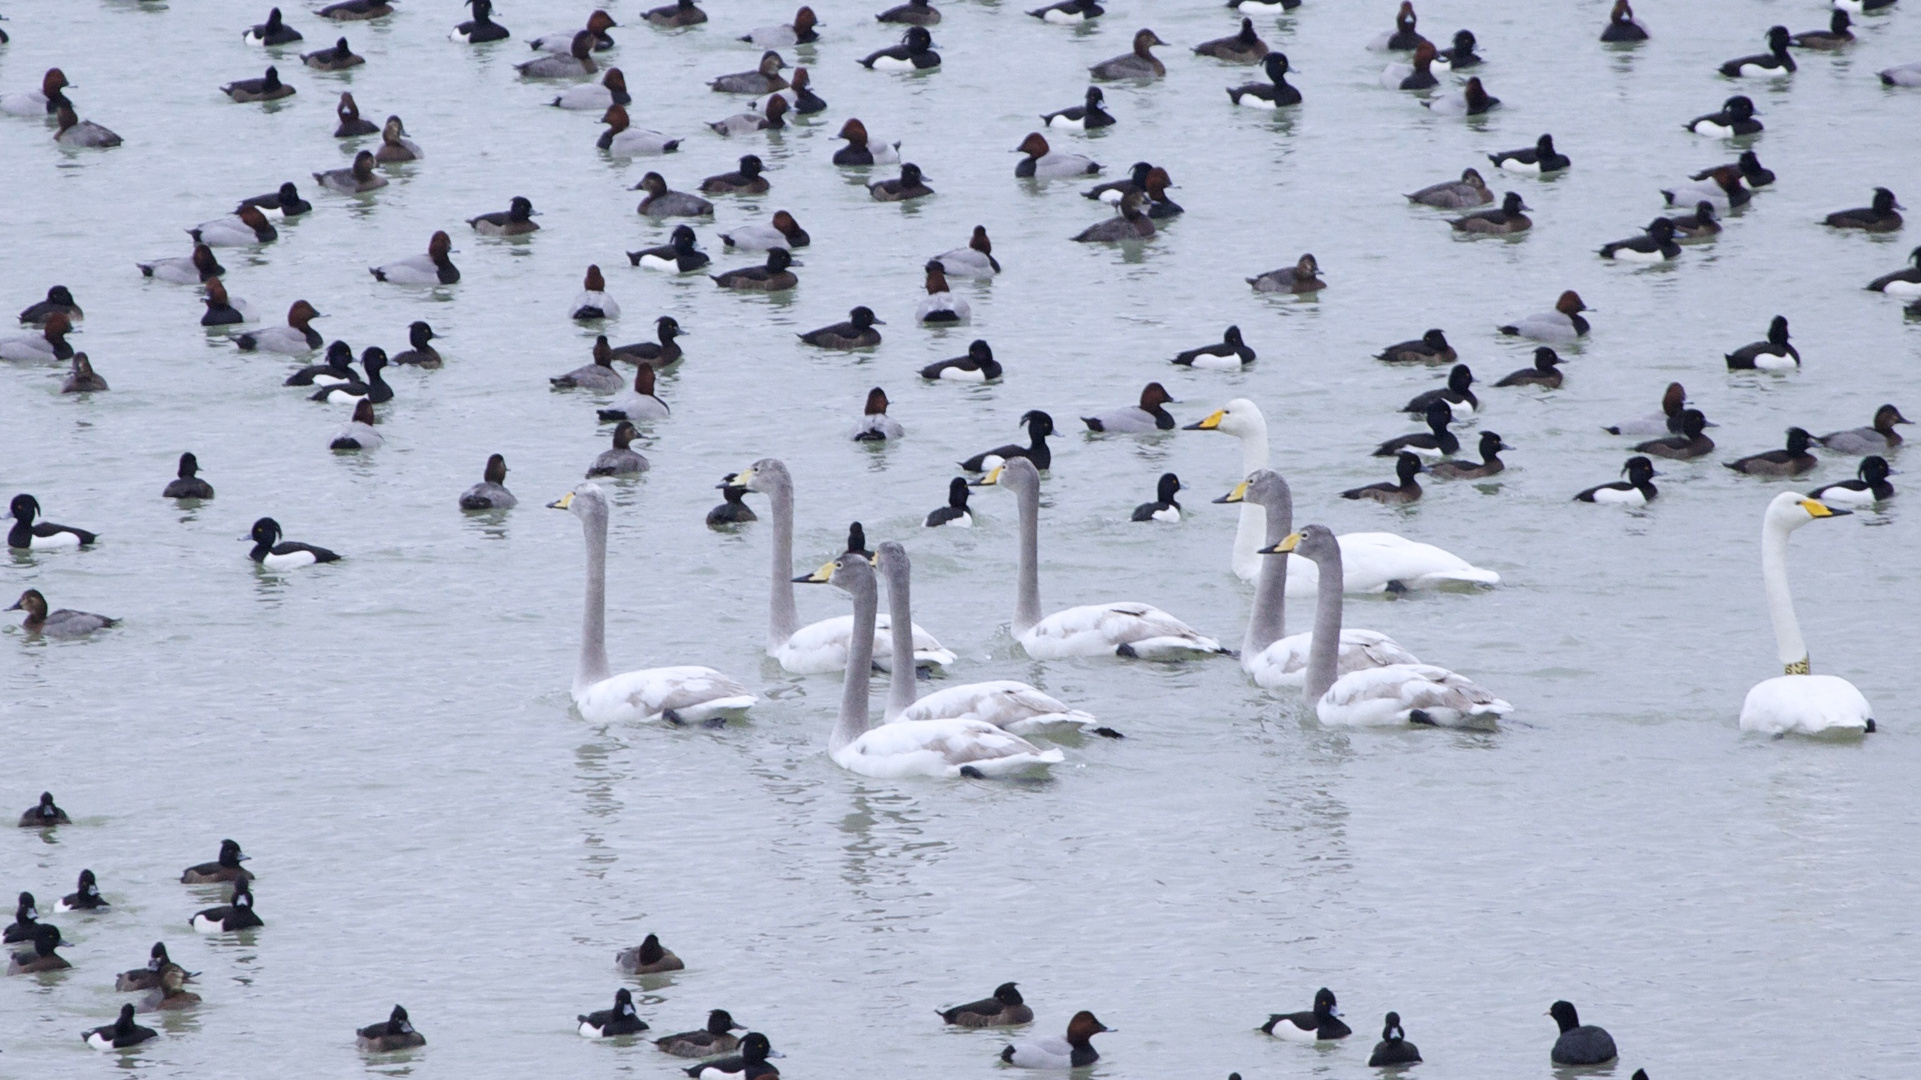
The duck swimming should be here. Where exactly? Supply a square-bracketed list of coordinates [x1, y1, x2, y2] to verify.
[713, 51, 788, 93]
[9, 494, 95, 549]
[246, 518, 341, 569]
[921, 338, 1002, 381]
[799, 306, 884, 349]
[1073, 190, 1154, 241]
[831, 118, 900, 165]
[459, 455, 517, 508]
[1424, 76, 1499, 115]
[1499, 290, 1589, 342]
[721, 211, 810, 251]
[1811, 456, 1895, 506]
[1015, 132, 1102, 179]
[741, 6, 819, 48]
[1380, 41, 1440, 91]
[1091, 28, 1168, 79]
[328, 399, 382, 451]
[1043, 87, 1115, 131]
[1666, 201, 1721, 241]
[656, 1010, 745, 1057]
[1720, 25, 1796, 78]
[579, 988, 649, 1038]
[1494, 346, 1563, 388]
[939, 982, 1033, 1026]
[711, 248, 797, 291]
[1084, 382, 1178, 432]
[1248, 253, 1324, 293]
[877, 0, 940, 25]
[284, 340, 355, 387]
[630, 225, 709, 272]
[373, 115, 422, 162]
[1548, 1001, 1617, 1065]
[1375, 328, 1454, 363]
[19, 792, 71, 827]
[1342, 452, 1425, 504]
[709, 485, 757, 527]
[136, 245, 223, 285]
[1867, 247, 1921, 298]
[1131, 473, 1183, 522]
[1725, 315, 1798, 370]
[1687, 94, 1761, 136]
[862, 26, 941, 70]
[1662, 165, 1750, 211]
[1490, 133, 1570, 176]
[924, 477, 973, 526]
[190, 879, 263, 932]
[333, 92, 378, 136]
[635, 172, 713, 217]
[1403, 363, 1477, 418]
[192, 205, 278, 247]
[699, 154, 770, 195]
[1369, 1013, 1422, 1066]
[1428, 431, 1509, 479]
[870, 163, 934, 201]
[553, 68, 630, 110]
[1634, 409, 1714, 459]
[19, 285, 82, 326]
[611, 316, 688, 368]
[1173, 325, 1255, 369]
[1577, 456, 1659, 503]
[961, 410, 1053, 471]
[61, 353, 107, 393]
[1370, 1, 1426, 51]
[1792, 10, 1854, 49]
[645, 0, 707, 27]
[1407, 167, 1492, 207]
[245, 7, 303, 45]
[115, 942, 191, 992]
[685, 1032, 782, 1080]
[597, 364, 669, 423]
[599, 106, 681, 156]
[451, 0, 509, 43]
[7, 589, 113, 638]
[1600, 217, 1681, 262]
[1451, 191, 1530, 234]
[1264, 988, 1351, 1041]
[1003, 1011, 1111, 1068]
[1601, 0, 1648, 41]
[316, 150, 387, 192]
[1030, 0, 1103, 24]
[310, 348, 392, 404]
[616, 932, 684, 973]
[1227, 53, 1301, 107]
[710, 94, 787, 136]
[85, 1005, 158, 1051]
[358, 1004, 426, 1051]
[1816, 404, 1909, 453]
[916, 261, 968, 324]
[53, 104, 122, 148]
[587, 421, 648, 476]
[223, 66, 295, 102]
[1825, 187, 1903, 232]
[164, 452, 215, 500]
[570, 265, 619, 320]
[303, 36, 365, 70]
[934, 226, 999, 278]
[182, 838, 253, 883]
[1195, 18, 1268, 63]
[515, 31, 596, 78]
[235, 300, 323, 353]
[1728, 428, 1818, 476]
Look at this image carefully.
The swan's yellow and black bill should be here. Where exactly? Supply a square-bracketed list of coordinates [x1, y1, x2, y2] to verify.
[1257, 531, 1303, 555]
[970, 464, 1005, 487]
[547, 492, 575, 510]
[794, 560, 836, 584]
[1214, 479, 1249, 504]
[730, 464, 757, 487]
[1183, 409, 1226, 431]
[1800, 498, 1851, 519]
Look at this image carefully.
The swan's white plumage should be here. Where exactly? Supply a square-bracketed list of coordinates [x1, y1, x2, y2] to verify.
[833, 716, 1062, 778]
[1316, 663, 1512, 728]
[1740, 675, 1872, 736]
[777, 614, 956, 674]
[1285, 532, 1499, 595]
[1246, 629, 1419, 690]
[575, 665, 757, 725]
[1021, 601, 1224, 660]
[895, 679, 1098, 734]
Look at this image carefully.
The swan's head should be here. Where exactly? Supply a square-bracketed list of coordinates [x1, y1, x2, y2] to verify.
[548, 482, 608, 519]
[1214, 468, 1291, 513]
[1183, 397, 1265, 439]
[728, 458, 790, 496]
[1766, 490, 1850, 532]
[875, 540, 908, 579]
[972, 456, 1040, 495]
[796, 550, 874, 595]
[1260, 523, 1337, 563]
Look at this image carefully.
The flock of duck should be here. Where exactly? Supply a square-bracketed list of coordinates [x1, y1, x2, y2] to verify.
[4, 0, 1915, 1069]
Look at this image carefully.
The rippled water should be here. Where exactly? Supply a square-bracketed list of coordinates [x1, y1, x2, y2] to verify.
[5, 0, 1920, 1076]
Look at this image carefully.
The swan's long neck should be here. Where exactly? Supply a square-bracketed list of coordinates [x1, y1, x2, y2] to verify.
[1231, 425, 1272, 580]
[1762, 516, 1809, 673]
[578, 506, 613, 694]
[1304, 544, 1344, 702]
[833, 575, 877, 754]
[1014, 477, 1042, 636]
[1243, 497, 1291, 658]
[883, 555, 917, 721]
[767, 478, 798, 652]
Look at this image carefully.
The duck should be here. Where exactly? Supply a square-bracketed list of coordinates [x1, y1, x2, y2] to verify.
[1792, 11, 1854, 49]
[182, 838, 254, 883]
[1247, 253, 1324, 293]
[979, 457, 1226, 658]
[597, 106, 681, 157]
[373, 115, 423, 162]
[916, 262, 968, 324]
[1073, 190, 1154, 241]
[8, 494, 95, 549]
[246, 517, 342, 569]
[191, 879, 264, 932]
[611, 316, 688, 368]
[52, 104, 122, 148]
[831, 118, 900, 165]
[709, 485, 758, 527]
[1720, 26, 1796, 77]
[223, 66, 295, 102]
[568, 265, 618, 320]
[1375, 328, 1454, 364]
[328, 399, 382, 451]
[841, 387, 905, 443]
[1343, 452, 1425, 504]
[198, 279, 256, 327]
[775, 67, 827, 113]
[1140, 168, 1184, 218]
[356, 1004, 425, 1051]
[1195, 18, 1268, 63]
[1002, 1011, 1111, 1068]
[331, 91, 379, 137]
[645, 0, 707, 27]
[552, 339, 624, 390]
[136, 245, 224, 286]
[116, 943, 192, 992]
[1490, 133, 1570, 176]
[684, 1032, 782, 1080]
[1817, 404, 1909, 452]
[1577, 456, 1660, 504]
[870, 163, 934, 201]
[1725, 315, 1798, 370]
[712, 248, 797, 290]
[939, 983, 1033, 1026]
[245, 7, 304, 45]
[303, 36, 365, 69]
[1548, 1001, 1617, 1065]
[371, 232, 458, 285]
[587, 422, 649, 476]
[389, 321, 441, 368]
[1601, 217, 1682, 262]
[1667, 201, 1721, 241]
[1029, 0, 1103, 23]
[1131, 473, 1183, 522]
[1695, 150, 1774, 189]
[596, 364, 669, 422]
[9, 589, 113, 637]
[3, 68, 74, 118]
[933, 226, 999, 279]
[1428, 431, 1509, 479]
[552, 484, 756, 722]
[1499, 290, 1589, 343]
[721, 211, 809, 252]
[192, 205, 277, 247]
[1227, 52, 1302, 107]
[163, 452, 215, 499]
[139, 963, 201, 1012]
[1881, 62, 1921, 88]
[316, 150, 387, 192]
[615, 932, 684, 973]
[284, 340, 357, 386]
[1406, 167, 1493, 208]
[1728, 428, 1818, 476]
[922, 338, 1002, 381]
[235, 300, 323, 353]
[1380, 41, 1440, 91]
[1173, 325, 1256, 370]
[1687, 94, 1762, 136]
[3, 893, 39, 941]
[1084, 382, 1177, 432]
[1601, 0, 1649, 41]
[800, 306, 884, 349]
[1403, 364, 1477, 417]
[1606, 383, 1693, 435]
[451, 0, 510, 43]
[579, 988, 649, 1038]
[19, 285, 81, 326]
[1741, 492, 1874, 735]
[1635, 409, 1714, 459]
[711, 94, 787, 136]
[86, 1005, 158, 1051]
[741, 7, 820, 47]
[1450, 191, 1529, 233]
[1370, 1, 1427, 51]
[1424, 76, 1499, 115]
[1368, 1013, 1422, 1066]
[531, 9, 616, 51]
[19, 793, 70, 828]
[712, 51, 787, 94]
[1811, 456, 1895, 506]
[311, 349, 392, 404]
[515, 31, 596, 77]
[700, 155, 770, 195]
[60, 353, 107, 393]
[1085, 164, 1152, 202]
[319, 0, 396, 19]
[657, 1011, 746, 1057]
[1440, 27, 1482, 67]
[961, 411, 1053, 471]
[1662, 165, 1750, 211]
[924, 477, 973, 527]
[876, 0, 940, 25]
[629, 226, 709, 272]
[1091, 28, 1168, 79]
[1229, 0, 1301, 12]
[1495, 346, 1563, 388]
[1040, 87, 1116, 134]
[1263, 988, 1351, 1041]
[1825, 187, 1903, 232]
[634, 172, 713, 217]
[1868, 247, 1921, 297]
[553, 68, 630, 110]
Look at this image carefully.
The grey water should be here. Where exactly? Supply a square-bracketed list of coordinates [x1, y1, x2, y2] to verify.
[4, 0, 1919, 1076]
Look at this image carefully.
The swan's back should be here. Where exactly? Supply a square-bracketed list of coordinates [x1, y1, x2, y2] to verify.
[1247, 629, 1420, 690]
[897, 680, 1094, 731]
[1318, 663, 1510, 727]
[1023, 601, 1223, 659]
[836, 717, 1063, 778]
[577, 665, 755, 723]
[1740, 674, 1872, 735]
[1285, 532, 1500, 595]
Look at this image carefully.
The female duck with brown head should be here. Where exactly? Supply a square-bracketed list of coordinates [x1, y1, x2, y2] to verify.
[515, 31, 597, 78]
[459, 455, 516, 510]
[9, 590, 115, 638]
[635, 172, 713, 217]
[553, 68, 629, 110]
[223, 66, 296, 102]
[599, 106, 681, 156]
[742, 6, 820, 48]
[587, 421, 648, 476]
[316, 150, 387, 193]
[1268, 526, 1511, 727]
[1001, 1011, 1111, 1068]
[1499, 290, 1588, 343]
[164, 453, 215, 499]
[799, 544, 1059, 777]
[596, 364, 668, 423]
[1084, 382, 1177, 432]
[1014, 132, 1101, 180]
[303, 37, 365, 70]
[1091, 29, 1167, 79]
[831, 118, 899, 165]
[333, 92, 378, 136]
[1248, 253, 1323, 293]
[1407, 167, 1491, 208]
[615, 933, 682, 973]
[1227, 52, 1301, 107]
[1, 69, 72, 117]
[371, 231, 458, 284]
[861, 26, 940, 70]
[852, 388, 903, 440]
[374, 115, 422, 162]
[977, 457, 1227, 659]
[0, 312, 75, 361]
[61, 353, 107, 394]
[551, 483, 755, 724]
[1817, 404, 1910, 453]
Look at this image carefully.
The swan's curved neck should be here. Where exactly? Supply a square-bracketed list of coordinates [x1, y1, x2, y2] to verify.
[1244, 498, 1291, 657]
[767, 478, 798, 651]
[1305, 546, 1344, 702]
[1231, 423, 1272, 579]
[1762, 516, 1809, 673]
[578, 507, 613, 694]
[834, 577, 877, 753]
[884, 558, 917, 720]
[1014, 479, 1042, 636]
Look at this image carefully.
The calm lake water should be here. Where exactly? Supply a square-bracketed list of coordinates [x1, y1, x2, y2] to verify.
[4, 0, 1919, 1076]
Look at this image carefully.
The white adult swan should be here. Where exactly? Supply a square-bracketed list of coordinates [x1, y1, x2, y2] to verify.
[1269, 524, 1511, 728]
[1185, 398, 1270, 581]
[553, 485, 757, 724]
[1739, 492, 1874, 736]
[1221, 470, 1419, 690]
[732, 459, 956, 674]
[802, 548, 1063, 778]
[876, 541, 1102, 734]
[980, 457, 1229, 660]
